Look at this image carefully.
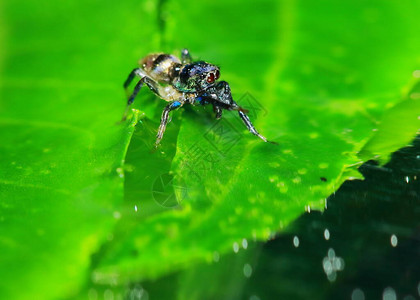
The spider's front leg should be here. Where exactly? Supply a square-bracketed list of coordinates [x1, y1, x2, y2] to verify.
[237, 110, 277, 144]
[212, 81, 277, 144]
[156, 101, 183, 145]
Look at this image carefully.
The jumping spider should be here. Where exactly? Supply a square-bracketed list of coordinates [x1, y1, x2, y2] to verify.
[122, 49, 276, 145]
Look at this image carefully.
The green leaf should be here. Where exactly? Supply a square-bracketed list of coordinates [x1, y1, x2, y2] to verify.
[359, 80, 420, 163]
[1, 0, 419, 298]
[91, 0, 420, 287]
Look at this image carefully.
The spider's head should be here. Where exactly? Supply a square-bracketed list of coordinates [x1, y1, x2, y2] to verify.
[176, 61, 220, 92]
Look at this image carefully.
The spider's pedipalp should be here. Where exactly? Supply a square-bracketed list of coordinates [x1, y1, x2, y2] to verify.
[181, 48, 192, 64]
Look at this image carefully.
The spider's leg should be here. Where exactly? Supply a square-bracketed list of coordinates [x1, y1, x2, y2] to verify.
[209, 81, 276, 144]
[123, 68, 142, 99]
[211, 81, 244, 111]
[124, 68, 140, 89]
[238, 110, 278, 144]
[156, 101, 183, 145]
[213, 104, 223, 119]
[181, 48, 192, 64]
[121, 78, 145, 121]
[124, 68, 149, 97]
[145, 79, 163, 99]
[121, 76, 160, 121]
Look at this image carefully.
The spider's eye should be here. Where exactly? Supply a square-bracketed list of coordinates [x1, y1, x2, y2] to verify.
[207, 73, 215, 83]
[215, 70, 220, 79]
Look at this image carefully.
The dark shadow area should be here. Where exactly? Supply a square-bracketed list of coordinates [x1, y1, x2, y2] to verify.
[244, 136, 420, 300]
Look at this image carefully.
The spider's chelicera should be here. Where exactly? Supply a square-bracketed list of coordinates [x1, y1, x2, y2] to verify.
[122, 49, 276, 145]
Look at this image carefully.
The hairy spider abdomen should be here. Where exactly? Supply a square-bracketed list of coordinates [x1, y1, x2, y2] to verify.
[140, 53, 181, 84]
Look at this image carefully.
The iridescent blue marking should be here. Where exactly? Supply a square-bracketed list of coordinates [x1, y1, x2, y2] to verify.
[171, 101, 181, 108]
[195, 96, 203, 104]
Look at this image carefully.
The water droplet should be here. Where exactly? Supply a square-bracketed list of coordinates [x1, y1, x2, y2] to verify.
[298, 168, 307, 175]
[243, 263, 252, 278]
[88, 288, 98, 300]
[309, 132, 319, 139]
[127, 284, 145, 300]
[113, 211, 121, 219]
[405, 176, 410, 183]
[278, 182, 288, 193]
[104, 289, 114, 300]
[418, 281, 420, 296]
[242, 238, 248, 249]
[233, 242, 239, 253]
[293, 236, 300, 247]
[323, 248, 344, 281]
[334, 257, 345, 270]
[390, 234, 398, 247]
[324, 229, 330, 240]
[351, 288, 365, 300]
[268, 175, 277, 183]
[116, 167, 124, 178]
[40, 169, 51, 175]
[134, 205, 138, 212]
[323, 259, 333, 274]
[213, 251, 220, 262]
[292, 176, 302, 184]
[327, 272, 337, 282]
[383, 287, 396, 300]
[268, 162, 280, 168]
[319, 163, 329, 169]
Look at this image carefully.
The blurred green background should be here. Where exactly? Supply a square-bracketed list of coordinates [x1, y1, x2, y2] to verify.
[0, 0, 419, 299]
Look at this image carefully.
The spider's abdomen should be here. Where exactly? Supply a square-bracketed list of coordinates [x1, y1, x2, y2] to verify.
[140, 53, 181, 84]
